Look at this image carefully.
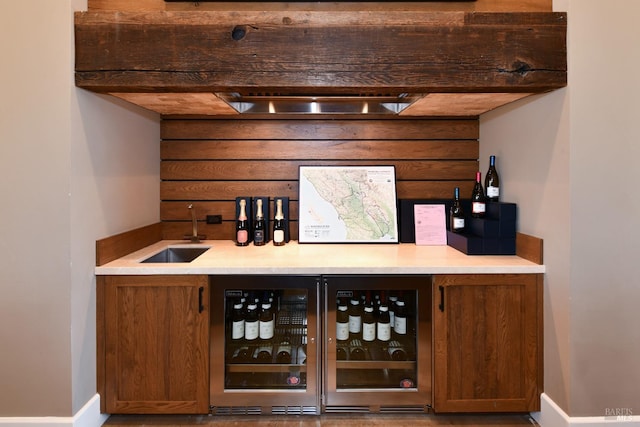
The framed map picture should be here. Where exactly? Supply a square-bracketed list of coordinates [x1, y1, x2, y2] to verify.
[298, 166, 399, 243]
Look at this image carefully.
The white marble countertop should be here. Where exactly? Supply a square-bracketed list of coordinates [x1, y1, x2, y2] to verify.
[95, 240, 545, 275]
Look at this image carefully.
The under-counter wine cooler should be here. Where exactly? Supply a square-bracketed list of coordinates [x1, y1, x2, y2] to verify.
[210, 275, 320, 414]
[323, 275, 432, 411]
[209, 275, 431, 414]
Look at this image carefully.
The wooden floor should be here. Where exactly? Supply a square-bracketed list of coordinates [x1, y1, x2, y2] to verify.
[105, 413, 538, 426]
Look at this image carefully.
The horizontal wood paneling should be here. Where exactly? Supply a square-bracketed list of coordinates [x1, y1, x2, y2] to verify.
[161, 140, 479, 161]
[161, 180, 474, 201]
[160, 118, 478, 241]
[161, 160, 478, 180]
[161, 120, 479, 140]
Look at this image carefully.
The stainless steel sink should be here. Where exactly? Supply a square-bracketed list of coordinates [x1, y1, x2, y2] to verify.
[141, 247, 209, 263]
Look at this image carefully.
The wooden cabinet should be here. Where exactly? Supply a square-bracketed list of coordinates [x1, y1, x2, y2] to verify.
[432, 274, 542, 413]
[98, 275, 210, 414]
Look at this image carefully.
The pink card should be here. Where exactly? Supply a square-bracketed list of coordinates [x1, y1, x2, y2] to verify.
[414, 204, 447, 245]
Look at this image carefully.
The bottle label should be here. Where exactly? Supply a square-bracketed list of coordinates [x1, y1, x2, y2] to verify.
[348, 315, 362, 334]
[472, 202, 486, 214]
[237, 230, 248, 244]
[273, 229, 285, 243]
[245, 321, 259, 340]
[487, 186, 500, 198]
[231, 320, 245, 340]
[362, 322, 376, 341]
[394, 317, 407, 335]
[336, 321, 349, 341]
[259, 319, 274, 340]
[377, 322, 391, 341]
[254, 230, 264, 243]
[453, 217, 465, 229]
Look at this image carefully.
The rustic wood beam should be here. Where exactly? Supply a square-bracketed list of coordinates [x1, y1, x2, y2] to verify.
[75, 11, 566, 95]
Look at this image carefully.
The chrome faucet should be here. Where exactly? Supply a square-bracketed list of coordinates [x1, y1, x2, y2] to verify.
[185, 203, 206, 243]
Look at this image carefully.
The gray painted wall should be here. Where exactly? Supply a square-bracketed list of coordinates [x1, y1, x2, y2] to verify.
[0, 0, 160, 417]
[481, 0, 640, 417]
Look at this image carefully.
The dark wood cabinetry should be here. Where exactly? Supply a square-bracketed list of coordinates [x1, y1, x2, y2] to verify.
[99, 275, 210, 414]
[432, 274, 543, 413]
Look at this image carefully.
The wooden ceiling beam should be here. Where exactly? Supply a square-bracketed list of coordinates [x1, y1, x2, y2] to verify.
[75, 11, 566, 94]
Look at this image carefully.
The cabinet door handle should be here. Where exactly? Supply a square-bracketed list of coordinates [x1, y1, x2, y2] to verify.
[438, 286, 445, 312]
[198, 286, 205, 313]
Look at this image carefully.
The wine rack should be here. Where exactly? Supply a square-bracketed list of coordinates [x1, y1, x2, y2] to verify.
[324, 275, 432, 409]
[224, 298, 309, 389]
[210, 274, 430, 413]
[210, 275, 320, 411]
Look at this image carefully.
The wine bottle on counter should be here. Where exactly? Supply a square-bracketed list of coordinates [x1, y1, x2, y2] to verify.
[253, 199, 265, 246]
[272, 198, 286, 246]
[236, 199, 249, 246]
[362, 304, 376, 342]
[336, 299, 350, 342]
[471, 171, 487, 218]
[231, 300, 245, 341]
[450, 186, 465, 233]
[244, 303, 259, 341]
[485, 155, 500, 202]
[258, 301, 274, 341]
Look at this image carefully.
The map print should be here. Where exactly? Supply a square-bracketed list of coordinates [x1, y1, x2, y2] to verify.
[298, 166, 398, 243]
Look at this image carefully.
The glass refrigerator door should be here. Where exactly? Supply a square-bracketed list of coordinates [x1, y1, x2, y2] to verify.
[210, 275, 320, 414]
[323, 275, 432, 410]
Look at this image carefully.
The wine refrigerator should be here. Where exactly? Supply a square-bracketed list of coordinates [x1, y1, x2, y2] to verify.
[210, 275, 320, 414]
[323, 275, 432, 412]
[209, 275, 431, 415]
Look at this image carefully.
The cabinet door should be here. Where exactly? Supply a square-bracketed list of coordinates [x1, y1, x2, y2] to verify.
[433, 274, 542, 413]
[103, 275, 209, 414]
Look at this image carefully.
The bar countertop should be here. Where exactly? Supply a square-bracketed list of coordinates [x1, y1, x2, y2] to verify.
[95, 240, 545, 275]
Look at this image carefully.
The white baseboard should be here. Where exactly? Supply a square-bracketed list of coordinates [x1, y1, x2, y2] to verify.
[532, 393, 639, 427]
[0, 394, 108, 427]
[2, 392, 637, 427]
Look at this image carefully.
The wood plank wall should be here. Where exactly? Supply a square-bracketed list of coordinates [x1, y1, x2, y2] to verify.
[160, 117, 479, 241]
